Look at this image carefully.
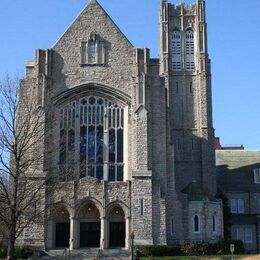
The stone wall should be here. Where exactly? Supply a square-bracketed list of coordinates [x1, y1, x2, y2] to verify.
[51, 1, 134, 97]
[188, 201, 223, 242]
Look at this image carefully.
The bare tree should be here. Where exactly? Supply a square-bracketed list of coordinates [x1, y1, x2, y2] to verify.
[0, 75, 48, 260]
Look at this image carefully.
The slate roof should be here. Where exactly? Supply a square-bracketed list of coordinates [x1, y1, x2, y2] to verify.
[182, 180, 217, 201]
[216, 150, 260, 193]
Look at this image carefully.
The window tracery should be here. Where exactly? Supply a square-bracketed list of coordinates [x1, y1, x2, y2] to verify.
[59, 96, 124, 182]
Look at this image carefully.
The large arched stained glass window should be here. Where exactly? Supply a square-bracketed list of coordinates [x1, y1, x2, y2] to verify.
[185, 30, 195, 71]
[59, 96, 124, 182]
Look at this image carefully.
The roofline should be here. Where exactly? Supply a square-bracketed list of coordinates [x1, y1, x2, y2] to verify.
[216, 149, 260, 152]
[52, 0, 133, 48]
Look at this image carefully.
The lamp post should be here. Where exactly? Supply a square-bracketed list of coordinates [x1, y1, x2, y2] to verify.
[130, 231, 135, 260]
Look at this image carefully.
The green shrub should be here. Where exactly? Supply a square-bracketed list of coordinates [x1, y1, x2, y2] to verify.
[14, 247, 34, 259]
[0, 247, 7, 258]
[136, 240, 245, 257]
[136, 245, 181, 257]
[180, 242, 209, 256]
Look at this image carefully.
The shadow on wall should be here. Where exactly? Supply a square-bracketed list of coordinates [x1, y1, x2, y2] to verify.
[173, 132, 216, 196]
[216, 163, 260, 192]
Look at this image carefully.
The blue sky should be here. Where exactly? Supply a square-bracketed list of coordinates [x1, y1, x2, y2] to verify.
[0, 0, 259, 149]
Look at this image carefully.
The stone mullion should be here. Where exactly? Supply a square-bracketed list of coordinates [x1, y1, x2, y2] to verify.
[115, 117, 118, 181]
[86, 105, 89, 176]
[94, 105, 97, 178]
[74, 103, 80, 181]
[103, 107, 109, 181]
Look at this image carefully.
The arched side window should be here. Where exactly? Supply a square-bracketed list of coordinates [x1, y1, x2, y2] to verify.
[213, 214, 217, 233]
[59, 96, 124, 182]
[171, 31, 182, 71]
[80, 33, 106, 65]
[170, 216, 174, 235]
[185, 30, 195, 71]
[193, 215, 200, 233]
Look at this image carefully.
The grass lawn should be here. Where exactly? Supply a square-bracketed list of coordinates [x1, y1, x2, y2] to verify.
[140, 256, 260, 260]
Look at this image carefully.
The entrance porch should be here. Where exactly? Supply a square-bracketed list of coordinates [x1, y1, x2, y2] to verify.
[46, 202, 130, 250]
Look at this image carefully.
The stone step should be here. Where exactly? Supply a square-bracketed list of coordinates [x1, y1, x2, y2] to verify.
[33, 248, 130, 260]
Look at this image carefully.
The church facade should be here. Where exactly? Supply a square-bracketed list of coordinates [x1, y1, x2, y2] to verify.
[20, 0, 223, 249]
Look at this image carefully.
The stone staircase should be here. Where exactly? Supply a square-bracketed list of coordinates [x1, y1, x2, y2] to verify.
[32, 248, 130, 260]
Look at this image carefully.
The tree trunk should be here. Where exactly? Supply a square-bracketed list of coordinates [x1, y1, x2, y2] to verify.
[7, 231, 16, 260]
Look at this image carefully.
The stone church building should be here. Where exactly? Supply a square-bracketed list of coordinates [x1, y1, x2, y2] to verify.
[21, 0, 223, 250]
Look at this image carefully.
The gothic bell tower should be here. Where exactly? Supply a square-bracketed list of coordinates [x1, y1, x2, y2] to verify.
[159, 0, 216, 197]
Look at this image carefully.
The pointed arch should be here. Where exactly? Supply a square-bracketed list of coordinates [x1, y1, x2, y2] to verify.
[106, 200, 129, 218]
[185, 29, 195, 71]
[75, 197, 103, 218]
[171, 30, 182, 71]
[193, 214, 200, 233]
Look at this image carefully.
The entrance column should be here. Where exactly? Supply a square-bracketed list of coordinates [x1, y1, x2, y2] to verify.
[100, 217, 108, 249]
[101, 217, 109, 249]
[125, 217, 130, 249]
[70, 217, 78, 250]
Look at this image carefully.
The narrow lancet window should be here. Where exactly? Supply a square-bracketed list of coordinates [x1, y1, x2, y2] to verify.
[137, 73, 145, 106]
[140, 198, 144, 216]
[88, 41, 97, 64]
[185, 30, 195, 71]
[193, 215, 200, 233]
[171, 31, 182, 71]
[80, 33, 106, 65]
[213, 214, 217, 233]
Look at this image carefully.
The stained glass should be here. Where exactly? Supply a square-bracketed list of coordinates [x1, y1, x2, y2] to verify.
[96, 126, 103, 163]
[60, 96, 125, 182]
[109, 166, 115, 181]
[88, 166, 95, 177]
[68, 129, 75, 151]
[59, 129, 66, 163]
[117, 129, 123, 162]
[96, 166, 103, 181]
[80, 126, 87, 162]
[109, 129, 115, 163]
[117, 166, 124, 181]
[88, 126, 95, 164]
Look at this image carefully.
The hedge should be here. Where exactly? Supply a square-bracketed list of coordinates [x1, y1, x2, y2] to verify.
[0, 247, 34, 259]
[136, 240, 245, 257]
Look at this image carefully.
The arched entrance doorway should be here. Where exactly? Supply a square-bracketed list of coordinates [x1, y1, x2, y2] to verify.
[78, 201, 101, 247]
[52, 206, 70, 248]
[108, 205, 125, 248]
